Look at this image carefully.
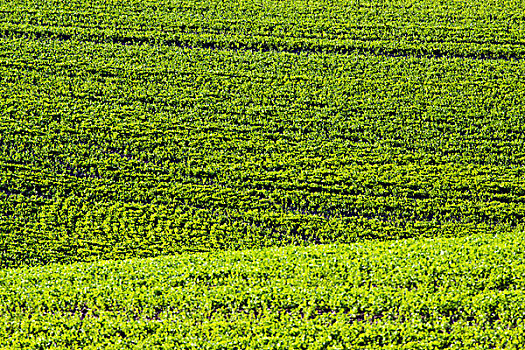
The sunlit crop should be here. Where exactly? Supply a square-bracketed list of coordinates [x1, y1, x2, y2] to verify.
[1, 0, 524, 347]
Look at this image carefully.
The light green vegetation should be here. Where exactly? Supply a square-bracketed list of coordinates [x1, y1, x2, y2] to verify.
[1, 0, 525, 347]
[2, 231, 525, 349]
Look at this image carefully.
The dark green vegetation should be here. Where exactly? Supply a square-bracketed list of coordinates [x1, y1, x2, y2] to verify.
[1, 0, 525, 267]
[2, 232, 525, 349]
[1, 0, 525, 347]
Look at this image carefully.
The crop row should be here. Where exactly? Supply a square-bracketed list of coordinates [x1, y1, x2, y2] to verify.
[2, 0, 525, 59]
[3, 0, 525, 42]
[1, 230, 525, 349]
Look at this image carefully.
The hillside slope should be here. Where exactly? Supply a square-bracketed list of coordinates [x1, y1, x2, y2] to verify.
[2, 0, 525, 267]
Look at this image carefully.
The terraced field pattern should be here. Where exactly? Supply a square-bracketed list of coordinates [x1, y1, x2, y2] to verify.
[1, 0, 525, 348]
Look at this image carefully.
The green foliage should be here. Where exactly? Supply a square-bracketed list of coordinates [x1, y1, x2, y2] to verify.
[1, 0, 524, 346]
[1, 231, 525, 349]
[2, 0, 525, 59]
[1, 0, 525, 267]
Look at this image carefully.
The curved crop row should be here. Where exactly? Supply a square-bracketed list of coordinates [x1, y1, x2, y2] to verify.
[1, 35, 525, 266]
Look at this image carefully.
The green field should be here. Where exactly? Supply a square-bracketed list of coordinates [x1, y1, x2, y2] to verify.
[1, 0, 525, 347]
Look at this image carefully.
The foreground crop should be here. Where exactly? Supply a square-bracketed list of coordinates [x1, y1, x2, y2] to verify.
[1, 231, 525, 349]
